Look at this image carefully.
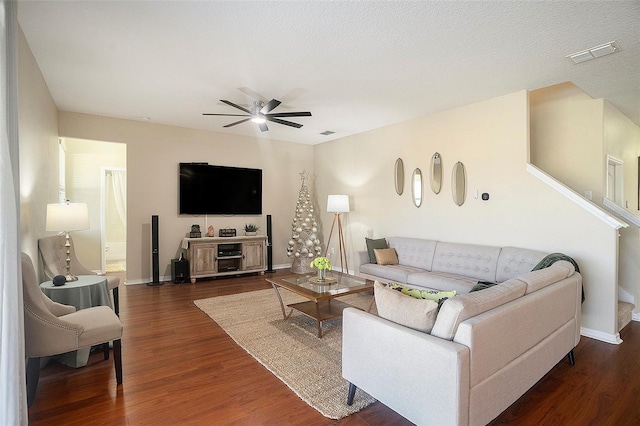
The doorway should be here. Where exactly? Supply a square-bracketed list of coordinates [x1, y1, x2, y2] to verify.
[606, 155, 624, 207]
[102, 168, 127, 273]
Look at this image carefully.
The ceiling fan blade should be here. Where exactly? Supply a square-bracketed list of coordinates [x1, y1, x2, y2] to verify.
[266, 117, 303, 128]
[203, 113, 249, 117]
[223, 118, 251, 128]
[260, 99, 281, 114]
[266, 111, 312, 118]
[220, 100, 251, 114]
[236, 87, 268, 103]
[259, 122, 269, 132]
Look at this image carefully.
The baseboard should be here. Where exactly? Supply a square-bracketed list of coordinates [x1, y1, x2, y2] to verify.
[633, 312, 640, 322]
[580, 327, 622, 344]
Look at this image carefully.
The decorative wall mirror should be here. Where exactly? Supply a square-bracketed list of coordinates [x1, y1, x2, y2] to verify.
[452, 161, 466, 206]
[430, 152, 442, 194]
[394, 158, 405, 195]
[412, 168, 423, 207]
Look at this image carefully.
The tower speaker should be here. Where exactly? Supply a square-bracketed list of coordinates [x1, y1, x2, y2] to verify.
[265, 214, 275, 273]
[148, 215, 163, 286]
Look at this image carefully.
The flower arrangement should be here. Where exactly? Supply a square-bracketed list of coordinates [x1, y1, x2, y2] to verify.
[310, 256, 332, 270]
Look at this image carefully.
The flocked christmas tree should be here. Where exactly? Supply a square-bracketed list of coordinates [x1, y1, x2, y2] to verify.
[288, 170, 323, 272]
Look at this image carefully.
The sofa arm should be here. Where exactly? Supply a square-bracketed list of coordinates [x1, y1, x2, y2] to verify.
[342, 308, 470, 425]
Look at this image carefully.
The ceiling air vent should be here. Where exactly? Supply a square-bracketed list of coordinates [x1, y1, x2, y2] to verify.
[320, 131, 335, 136]
[566, 41, 620, 64]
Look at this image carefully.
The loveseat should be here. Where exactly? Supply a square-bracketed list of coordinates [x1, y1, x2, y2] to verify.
[343, 237, 582, 425]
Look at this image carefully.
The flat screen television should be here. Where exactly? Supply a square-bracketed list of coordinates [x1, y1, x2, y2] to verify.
[179, 163, 262, 215]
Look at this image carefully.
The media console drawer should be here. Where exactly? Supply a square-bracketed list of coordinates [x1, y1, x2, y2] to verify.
[182, 236, 267, 284]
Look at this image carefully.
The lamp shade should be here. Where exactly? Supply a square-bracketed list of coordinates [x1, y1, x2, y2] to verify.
[327, 194, 350, 213]
[46, 203, 90, 232]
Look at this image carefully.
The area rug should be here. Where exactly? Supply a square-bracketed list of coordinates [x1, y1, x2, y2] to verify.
[193, 288, 377, 419]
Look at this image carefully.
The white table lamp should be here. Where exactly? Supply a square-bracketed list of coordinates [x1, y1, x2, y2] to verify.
[46, 202, 90, 281]
[325, 194, 350, 273]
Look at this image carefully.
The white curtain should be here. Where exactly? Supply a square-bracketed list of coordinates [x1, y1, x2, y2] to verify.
[0, 0, 27, 424]
[109, 170, 127, 229]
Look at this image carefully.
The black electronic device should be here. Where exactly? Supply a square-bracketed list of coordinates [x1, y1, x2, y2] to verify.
[218, 250, 242, 257]
[171, 254, 189, 284]
[148, 215, 163, 286]
[266, 214, 275, 273]
[179, 163, 262, 215]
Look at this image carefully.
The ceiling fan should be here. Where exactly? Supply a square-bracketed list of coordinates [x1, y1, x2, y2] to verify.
[203, 99, 311, 132]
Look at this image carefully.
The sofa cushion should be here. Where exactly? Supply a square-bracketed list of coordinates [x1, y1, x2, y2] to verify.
[432, 242, 501, 283]
[359, 263, 425, 284]
[407, 271, 479, 294]
[495, 246, 547, 283]
[430, 279, 527, 340]
[388, 283, 456, 303]
[388, 237, 437, 270]
[374, 281, 439, 333]
[374, 248, 399, 265]
[365, 238, 388, 263]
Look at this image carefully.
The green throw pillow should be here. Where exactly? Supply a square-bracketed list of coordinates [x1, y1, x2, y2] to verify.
[365, 238, 388, 264]
[388, 283, 456, 303]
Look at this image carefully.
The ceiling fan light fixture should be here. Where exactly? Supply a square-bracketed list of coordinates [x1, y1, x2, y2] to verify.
[251, 116, 266, 124]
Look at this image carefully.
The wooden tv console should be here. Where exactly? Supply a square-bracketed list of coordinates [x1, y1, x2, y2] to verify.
[182, 236, 267, 283]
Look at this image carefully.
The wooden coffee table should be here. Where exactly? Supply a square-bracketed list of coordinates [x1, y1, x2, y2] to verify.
[266, 271, 373, 338]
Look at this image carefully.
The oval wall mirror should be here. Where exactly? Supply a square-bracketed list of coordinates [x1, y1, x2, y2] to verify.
[394, 158, 404, 195]
[452, 162, 466, 206]
[412, 168, 423, 207]
[430, 152, 442, 194]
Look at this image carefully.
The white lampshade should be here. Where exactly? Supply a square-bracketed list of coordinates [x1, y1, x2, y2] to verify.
[46, 203, 90, 232]
[327, 194, 350, 213]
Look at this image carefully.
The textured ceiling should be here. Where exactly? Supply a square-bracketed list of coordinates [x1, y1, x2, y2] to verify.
[17, 1, 640, 145]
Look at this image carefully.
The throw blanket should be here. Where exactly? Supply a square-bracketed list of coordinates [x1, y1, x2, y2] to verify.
[532, 253, 584, 303]
[473, 253, 584, 303]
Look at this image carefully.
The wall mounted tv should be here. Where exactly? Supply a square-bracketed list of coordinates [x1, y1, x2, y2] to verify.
[179, 163, 262, 215]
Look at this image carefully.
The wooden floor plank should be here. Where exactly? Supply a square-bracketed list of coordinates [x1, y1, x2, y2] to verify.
[27, 270, 640, 425]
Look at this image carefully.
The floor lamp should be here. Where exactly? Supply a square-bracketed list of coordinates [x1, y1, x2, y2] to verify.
[46, 202, 90, 281]
[325, 194, 349, 274]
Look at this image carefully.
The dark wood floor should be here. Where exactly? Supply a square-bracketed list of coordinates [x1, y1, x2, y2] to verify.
[28, 270, 640, 425]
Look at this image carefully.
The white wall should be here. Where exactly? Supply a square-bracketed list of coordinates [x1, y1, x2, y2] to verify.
[17, 27, 58, 272]
[530, 82, 640, 326]
[313, 90, 622, 341]
[530, 82, 604, 202]
[58, 112, 314, 283]
[603, 101, 640, 312]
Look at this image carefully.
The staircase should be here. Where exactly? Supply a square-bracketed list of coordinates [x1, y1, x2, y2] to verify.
[618, 301, 634, 332]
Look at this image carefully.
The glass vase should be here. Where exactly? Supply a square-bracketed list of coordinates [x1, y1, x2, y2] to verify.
[317, 268, 326, 282]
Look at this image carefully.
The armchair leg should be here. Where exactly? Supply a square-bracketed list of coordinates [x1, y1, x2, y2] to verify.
[567, 349, 575, 366]
[113, 339, 123, 385]
[113, 287, 119, 316]
[103, 342, 110, 360]
[347, 382, 357, 406]
[26, 357, 41, 407]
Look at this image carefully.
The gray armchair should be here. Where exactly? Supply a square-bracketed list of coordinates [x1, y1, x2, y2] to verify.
[22, 253, 123, 406]
[38, 234, 120, 314]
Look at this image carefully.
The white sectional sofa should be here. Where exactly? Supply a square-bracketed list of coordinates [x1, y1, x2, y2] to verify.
[358, 237, 551, 293]
[343, 237, 582, 425]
